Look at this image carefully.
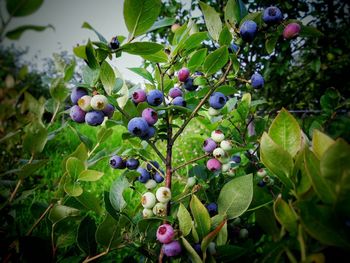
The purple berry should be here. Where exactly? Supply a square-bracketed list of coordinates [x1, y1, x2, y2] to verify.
[162, 240, 182, 257]
[257, 180, 266, 187]
[71, 87, 88, 105]
[147, 90, 164, 106]
[203, 138, 217, 153]
[132, 89, 147, 104]
[85, 110, 105, 126]
[251, 73, 264, 89]
[157, 224, 175, 244]
[231, 155, 241, 163]
[193, 243, 202, 254]
[206, 202, 218, 216]
[102, 104, 115, 119]
[240, 20, 258, 42]
[109, 155, 126, 169]
[207, 158, 222, 172]
[137, 167, 151, 183]
[154, 171, 164, 183]
[147, 161, 160, 172]
[172, 96, 186, 107]
[228, 43, 239, 53]
[109, 36, 120, 50]
[142, 108, 158, 125]
[126, 158, 139, 170]
[178, 68, 190, 82]
[209, 92, 227, 109]
[169, 87, 183, 98]
[183, 77, 197, 91]
[127, 117, 149, 137]
[70, 105, 86, 123]
[283, 23, 301, 39]
[263, 6, 283, 25]
[140, 125, 156, 140]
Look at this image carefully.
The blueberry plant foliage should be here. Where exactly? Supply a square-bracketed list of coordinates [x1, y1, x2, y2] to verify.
[1, 0, 350, 262]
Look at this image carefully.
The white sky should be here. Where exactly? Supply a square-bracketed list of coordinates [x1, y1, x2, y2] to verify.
[2, 0, 145, 83]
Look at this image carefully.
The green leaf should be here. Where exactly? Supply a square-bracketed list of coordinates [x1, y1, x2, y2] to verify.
[304, 148, 335, 204]
[123, 0, 161, 38]
[77, 216, 97, 255]
[85, 40, 99, 69]
[17, 159, 48, 179]
[312, 129, 335, 160]
[224, 0, 247, 25]
[199, 1, 222, 42]
[299, 25, 324, 38]
[109, 176, 129, 212]
[5, 24, 53, 40]
[299, 201, 350, 248]
[61, 143, 88, 171]
[75, 191, 102, 214]
[128, 67, 154, 84]
[177, 203, 192, 237]
[203, 46, 229, 75]
[219, 26, 232, 46]
[216, 221, 228, 246]
[100, 61, 115, 95]
[64, 179, 83, 197]
[148, 17, 176, 32]
[73, 45, 87, 60]
[260, 132, 294, 188]
[82, 22, 107, 43]
[188, 48, 207, 71]
[240, 12, 262, 27]
[22, 122, 48, 155]
[95, 214, 123, 248]
[78, 170, 103, 182]
[6, 0, 43, 17]
[181, 32, 209, 52]
[201, 219, 227, 260]
[217, 174, 253, 219]
[180, 236, 203, 263]
[97, 127, 113, 144]
[69, 125, 93, 150]
[66, 157, 85, 180]
[255, 206, 280, 241]
[50, 78, 69, 102]
[273, 195, 297, 235]
[190, 195, 211, 240]
[268, 108, 301, 157]
[265, 35, 279, 54]
[64, 59, 76, 82]
[121, 42, 163, 55]
[141, 50, 168, 63]
[49, 204, 80, 224]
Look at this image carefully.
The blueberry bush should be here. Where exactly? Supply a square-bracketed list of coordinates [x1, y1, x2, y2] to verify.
[1, 0, 350, 262]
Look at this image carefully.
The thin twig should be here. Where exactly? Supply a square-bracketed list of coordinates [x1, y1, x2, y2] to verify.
[172, 153, 210, 172]
[26, 203, 54, 236]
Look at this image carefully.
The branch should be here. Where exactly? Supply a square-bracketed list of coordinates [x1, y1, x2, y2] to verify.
[172, 153, 210, 172]
[26, 203, 54, 236]
[172, 60, 233, 143]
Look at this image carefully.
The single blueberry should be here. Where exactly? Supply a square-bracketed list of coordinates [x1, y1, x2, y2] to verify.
[128, 117, 149, 137]
[206, 203, 218, 216]
[85, 111, 105, 126]
[137, 167, 151, 183]
[251, 73, 264, 89]
[209, 92, 227, 109]
[263, 6, 283, 25]
[109, 36, 120, 50]
[147, 90, 164, 106]
[70, 105, 86, 123]
[126, 158, 139, 170]
[70, 87, 88, 105]
[172, 96, 186, 107]
[183, 77, 198, 91]
[109, 155, 126, 169]
[240, 20, 258, 42]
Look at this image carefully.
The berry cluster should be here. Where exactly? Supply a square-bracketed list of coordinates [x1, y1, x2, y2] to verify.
[256, 168, 274, 187]
[156, 224, 182, 257]
[207, 91, 227, 116]
[137, 160, 164, 188]
[69, 87, 114, 126]
[203, 130, 241, 175]
[141, 187, 171, 217]
[109, 155, 140, 170]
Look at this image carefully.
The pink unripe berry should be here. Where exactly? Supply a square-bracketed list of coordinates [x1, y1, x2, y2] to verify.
[162, 240, 182, 257]
[132, 89, 147, 103]
[283, 23, 301, 39]
[207, 158, 222, 172]
[257, 168, 267, 177]
[178, 68, 190, 82]
[169, 87, 183, 98]
[157, 224, 175, 244]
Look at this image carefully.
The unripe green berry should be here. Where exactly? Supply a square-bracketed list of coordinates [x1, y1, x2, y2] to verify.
[156, 187, 172, 203]
[222, 163, 230, 172]
[78, 95, 92, 111]
[145, 179, 157, 190]
[213, 147, 225, 159]
[142, 208, 154, 218]
[153, 202, 167, 217]
[186, 177, 196, 187]
[141, 192, 156, 209]
[91, 94, 108, 110]
[257, 168, 267, 177]
[220, 140, 232, 151]
[239, 228, 249, 239]
[211, 130, 225, 142]
[208, 107, 221, 116]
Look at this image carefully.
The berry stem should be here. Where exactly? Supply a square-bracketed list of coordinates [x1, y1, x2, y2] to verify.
[172, 153, 211, 172]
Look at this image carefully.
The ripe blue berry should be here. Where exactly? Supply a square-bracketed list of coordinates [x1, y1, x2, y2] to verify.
[71, 87, 88, 105]
[193, 243, 202, 255]
[109, 36, 120, 50]
[172, 96, 186, 107]
[228, 43, 239, 53]
[126, 158, 139, 170]
[209, 92, 227, 109]
[137, 167, 151, 183]
[169, 87, 183, 98]
[162, 240, 182, 257]
[102, 104, 115, 119]
[203, 138, 217, 153]
[128, 117, 149, 137]
[231, 155, 241, 163]
[263, 6, 283, 25]
[147, 90, 164, 106]
[132, 89, 147, 104]
[154, 171, 164, 183]
[157, 224, 175, 244]
[140, 125, 156, 140]
[257, 180, 266, 187]
[184, 77, 197, 91]
[85, 110, 105, 126]
[142, 108, 158, 125]
[206, 202, 218, 216]
[147, 161, 160, 172]
[70, 105, 86, 123]
[109, 155, 126, 169]
[178, 67, 190, 82]
[240, 20, 258, 42]
[251, 73, 264, 89]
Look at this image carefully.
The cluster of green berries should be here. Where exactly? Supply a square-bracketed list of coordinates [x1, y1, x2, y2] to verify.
[256, 168, 274, 187]
[69, 87, 114, 126]
[141, 187, 171, 218]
